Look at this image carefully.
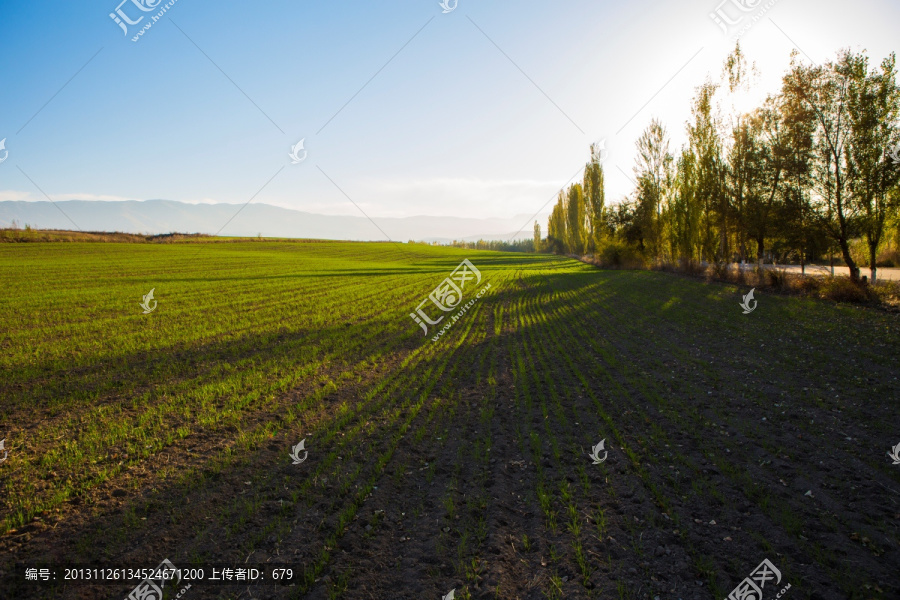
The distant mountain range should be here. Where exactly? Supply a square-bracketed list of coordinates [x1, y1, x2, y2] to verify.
[0, 200, 546, 242]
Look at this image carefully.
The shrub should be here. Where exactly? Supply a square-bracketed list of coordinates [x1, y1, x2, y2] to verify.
[681, 258, 706, 276]
[710, 261, 730, 280]
[876, 249, 900, 268]
[595, 240, 643, 269]
[869, 280, 900, 307]
[731, 264, 748, 286]
[818, 277, 874, 303]
[765, 268, 789, 289]
[792, 274, 822, 295]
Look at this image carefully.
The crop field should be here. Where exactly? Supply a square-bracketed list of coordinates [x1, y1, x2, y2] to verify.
[1, 240, 899, 600]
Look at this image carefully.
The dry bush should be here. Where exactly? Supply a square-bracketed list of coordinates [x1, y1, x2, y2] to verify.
[650, 259, 676, 273]
[681, 259, 706, 276]
[876, 249, 900, 268]
[867, 280, 900, 307]
[585, 253, 896, 308]
[792, 274, 822, 295]
[710, 261, 730, 280]
[649, 258, 686, 274]
[817, 277, 875, 303]
[731, 264, 748, 286]
[764, 268, 789, 289]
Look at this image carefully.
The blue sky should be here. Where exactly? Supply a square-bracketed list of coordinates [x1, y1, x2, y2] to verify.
[1, 0, 898, 230]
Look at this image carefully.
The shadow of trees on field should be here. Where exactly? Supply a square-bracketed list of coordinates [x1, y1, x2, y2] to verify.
[4, 261, 900, 599]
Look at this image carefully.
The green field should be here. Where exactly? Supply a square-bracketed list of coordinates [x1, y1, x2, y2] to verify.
[1, 240, 898, 599]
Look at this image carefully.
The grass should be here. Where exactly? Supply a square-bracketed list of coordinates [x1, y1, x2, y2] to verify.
[0, 240, 510, 532]
[1, 239, 898, 598]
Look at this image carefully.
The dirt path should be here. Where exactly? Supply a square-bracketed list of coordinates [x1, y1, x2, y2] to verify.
[753, 263, 900, 281]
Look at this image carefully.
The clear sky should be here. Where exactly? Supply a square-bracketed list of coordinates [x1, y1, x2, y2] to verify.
[1, 0, 898, 228]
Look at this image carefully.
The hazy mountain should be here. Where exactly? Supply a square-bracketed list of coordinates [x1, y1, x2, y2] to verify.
[0, 200, 546, 242]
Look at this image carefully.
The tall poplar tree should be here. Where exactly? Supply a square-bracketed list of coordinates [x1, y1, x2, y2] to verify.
[566, 183, 587, 255]
[547, 191, 568, 254]
[634, 118, 674, 259]
[583, 144, 606, 254]
[686, 81, 726, 262]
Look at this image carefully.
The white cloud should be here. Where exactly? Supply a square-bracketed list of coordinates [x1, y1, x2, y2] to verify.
[360, 177, 568, 219]
[0, 190, 32, 202]
[0, 190, 141, 203]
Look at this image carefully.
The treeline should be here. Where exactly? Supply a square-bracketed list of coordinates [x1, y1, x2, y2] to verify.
[409, 239, 536, 252]
[545, 44, 900, 283]
[0, 226, 210, 244]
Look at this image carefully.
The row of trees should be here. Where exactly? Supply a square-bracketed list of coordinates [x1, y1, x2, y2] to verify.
[545, 45, 900, 282]
[448, 238, 535, 252]
[410, 238, 536, 252]
[544, 142, 607, 257]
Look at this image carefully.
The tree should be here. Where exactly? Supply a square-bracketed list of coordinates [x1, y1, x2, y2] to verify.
[845, 51, 900, 282]
[584, 144, 607, 254]
[745, 98, 781, 265]
[671, 149, 703, 263]
[566, 183, 587, 255]
[775, 78, 818, 272]
[547, 191, 568, 253]
[607, 197, 645, 249]
[784, 50, 862, 281]
[533, 220, 542, 252]
[721, 42, 759, 263]
[634, 118, 674, 259]
[686, 81, 726, 262]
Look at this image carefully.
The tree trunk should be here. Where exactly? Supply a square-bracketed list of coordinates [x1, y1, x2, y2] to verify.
[869, 239, 878, 283]
[834, 164, 860, 282]
[838, 239, 859, 281]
